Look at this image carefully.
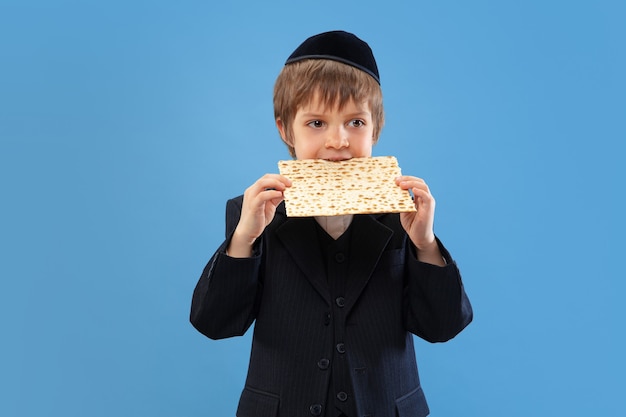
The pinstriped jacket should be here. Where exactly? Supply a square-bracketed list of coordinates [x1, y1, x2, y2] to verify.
[191, 196, 473, 417]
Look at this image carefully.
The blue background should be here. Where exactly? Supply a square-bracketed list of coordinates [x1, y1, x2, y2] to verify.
[1, 1, 624, 416]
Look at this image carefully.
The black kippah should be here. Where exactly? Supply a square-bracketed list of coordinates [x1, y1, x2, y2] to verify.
[285, 30, 380, 85]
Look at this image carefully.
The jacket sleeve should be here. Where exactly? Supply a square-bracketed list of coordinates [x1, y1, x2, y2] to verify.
[190, 197, 263, 340]
[403, 237, 473, 343]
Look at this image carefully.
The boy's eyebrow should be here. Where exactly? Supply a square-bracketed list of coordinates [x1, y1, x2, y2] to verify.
[346, 111, 371, 118]
[298, 110, 371, 119]
[298, 112, 324, 118]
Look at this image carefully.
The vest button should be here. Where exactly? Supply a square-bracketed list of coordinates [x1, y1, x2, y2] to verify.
[334, 252, 346, 263]
[336, 343, 345, 354]
[335, 296, 346, 307]
[317, 358, 330, 370]
[337, 391, 348, 402]
[309, 404, 322, 415]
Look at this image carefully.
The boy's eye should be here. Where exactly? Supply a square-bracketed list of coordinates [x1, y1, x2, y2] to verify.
[349, 119, 365, 127]
[308, 120, 324, 128]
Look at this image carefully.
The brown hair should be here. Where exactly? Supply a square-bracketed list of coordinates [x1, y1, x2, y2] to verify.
[273, 59, 384, 157]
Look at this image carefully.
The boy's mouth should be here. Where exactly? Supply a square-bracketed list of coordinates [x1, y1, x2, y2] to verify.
[322, 154, 354, 162]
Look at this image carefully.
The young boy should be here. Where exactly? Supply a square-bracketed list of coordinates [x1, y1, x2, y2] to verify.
[191, 30, 472, 417]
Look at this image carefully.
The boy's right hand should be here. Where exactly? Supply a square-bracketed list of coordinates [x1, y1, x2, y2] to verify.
[227, 174, 291, 258]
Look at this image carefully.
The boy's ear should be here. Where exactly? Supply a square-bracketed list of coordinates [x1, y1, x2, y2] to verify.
[276, 118, 292, 145]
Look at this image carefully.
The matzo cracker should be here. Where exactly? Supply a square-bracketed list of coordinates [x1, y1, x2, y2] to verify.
[277, 156, 416, 217]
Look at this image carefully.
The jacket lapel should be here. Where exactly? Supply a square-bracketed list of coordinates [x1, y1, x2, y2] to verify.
[345, 215, 393, 313]
[275, 216, 330, 305]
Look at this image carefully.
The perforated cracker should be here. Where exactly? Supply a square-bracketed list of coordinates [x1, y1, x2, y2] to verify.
[277, 156, 416, 217]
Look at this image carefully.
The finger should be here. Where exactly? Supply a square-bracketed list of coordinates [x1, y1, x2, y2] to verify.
[395, 176, 425, 185]
[412, 187, 435, 208]
[397, 181, 431, 195]
[262, 173, 292, 186]
[254, 188, 285, 203]
[243, 186, 284, 208]
[253, 176, 291, 193]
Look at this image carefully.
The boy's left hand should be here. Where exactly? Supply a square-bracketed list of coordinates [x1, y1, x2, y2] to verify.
[395, 176, 445, 266]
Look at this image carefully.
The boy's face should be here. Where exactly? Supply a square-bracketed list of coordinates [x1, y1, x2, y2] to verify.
[277, 92, 374, 160]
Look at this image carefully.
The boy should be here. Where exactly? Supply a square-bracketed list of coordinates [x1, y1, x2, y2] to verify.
[191, 30, 472, 417]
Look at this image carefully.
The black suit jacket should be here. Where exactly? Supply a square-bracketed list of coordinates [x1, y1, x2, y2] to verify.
[191, 196, 472, 417]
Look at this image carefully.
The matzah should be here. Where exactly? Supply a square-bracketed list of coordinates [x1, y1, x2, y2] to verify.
[277, 156, 417, 217]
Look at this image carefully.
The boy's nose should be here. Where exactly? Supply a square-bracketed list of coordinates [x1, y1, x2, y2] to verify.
[325, 127, 349, 149]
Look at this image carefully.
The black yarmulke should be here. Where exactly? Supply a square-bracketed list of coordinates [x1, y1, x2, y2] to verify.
[285, 30, 380, 84]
